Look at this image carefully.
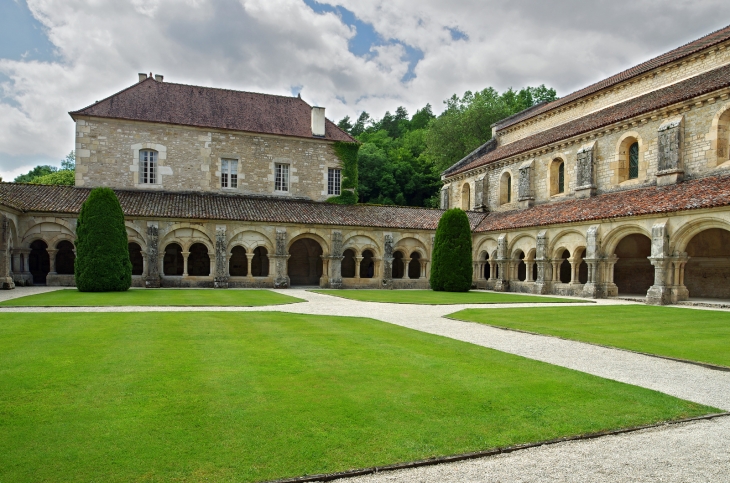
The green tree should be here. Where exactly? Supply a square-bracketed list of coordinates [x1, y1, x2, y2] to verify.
[430, 208, 473, 292]
[75, 187, 132, 292]
[13, 151, 76, 185]
[14, 165, 57, 183]
[29, 170, 75, 186]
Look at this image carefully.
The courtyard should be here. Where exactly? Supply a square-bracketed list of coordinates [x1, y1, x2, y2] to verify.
[1, 288, 729, 482]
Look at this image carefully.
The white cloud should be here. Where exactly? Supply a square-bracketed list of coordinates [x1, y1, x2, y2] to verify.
[1, 0, 730, 180]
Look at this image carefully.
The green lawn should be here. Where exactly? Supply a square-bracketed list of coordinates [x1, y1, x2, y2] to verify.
[312, 289, 583, 305]
[0, 312, 714, 482]
[0, 288, 303, 307]
[448, 305, 730, 368]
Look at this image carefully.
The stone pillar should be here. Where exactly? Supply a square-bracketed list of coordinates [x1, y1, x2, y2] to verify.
[488, 260, 496, 281]
[582, 225, 601, 298]
[568, 257, 579, 284]
[214, 225, 229, 288]
[526, 261, 535, 282]
[354, 257, 363, 279]
[181, 251, 190, 277]
[647, 222, 673, 305]
[328, 231, 344, 289]
[402, 258, 412, 279]
[534, 230, 551, 294]
[246, 253, 255, 279]
[552, 261, 560, 282]
[670, 253, 690, 302]
[420, 260, 427, 279]
[603, 255, 619, 297]
[0, 216, 14, 290]
[141, 252, 148, 277]
[494, 234, 509, 292]
[47, 249, 59, 275]
[382, 234, 394, 289]
[145, 222, 161, 288]
[272, 228, 290, 288]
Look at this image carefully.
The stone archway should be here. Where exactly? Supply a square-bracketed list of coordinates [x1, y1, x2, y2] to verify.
[188, 243, 210, 276]
[163, 243, 184, 276]
[251, 247, 269, 277]
[342, 249, 356, 278]
[229, 246, 248, 276]
[55, 241, 75, 275]
[360, 250, 375, 278]
[288, 238, 323, 286]
[559, 250, 571, 283]
[29, 240, 50, 285]
[408, 252, 421, 279]
[613, 233, 653, 295]
[129, 242, 144, 275]
[684, 228, 730, 299]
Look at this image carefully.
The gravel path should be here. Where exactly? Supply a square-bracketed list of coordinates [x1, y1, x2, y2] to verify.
[2, 286, 730, 482]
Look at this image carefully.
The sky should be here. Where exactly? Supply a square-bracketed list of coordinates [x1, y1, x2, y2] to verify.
[1, 0, 730, 181]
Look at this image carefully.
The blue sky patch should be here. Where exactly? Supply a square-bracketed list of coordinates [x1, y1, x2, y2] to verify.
[0, 0, 57, 62]
[304, 0, 423, 83]
[447, 27, 469, 41]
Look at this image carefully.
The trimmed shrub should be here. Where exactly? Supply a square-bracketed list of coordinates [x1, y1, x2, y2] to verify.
[430, 208, 473, 292]
[75, 187, 132, 291]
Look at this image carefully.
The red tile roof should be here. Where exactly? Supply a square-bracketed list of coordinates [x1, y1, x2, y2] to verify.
[69, 78, 355, 142]
[495, 23, 730, 131]
[447, 63, 730, 177]
[474, 174, 730, 233]
[0, 183, 487, 231]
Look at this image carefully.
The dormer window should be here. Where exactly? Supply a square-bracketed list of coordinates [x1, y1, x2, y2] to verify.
[140, 150, 157, 184]
[221, 159, 238, 189]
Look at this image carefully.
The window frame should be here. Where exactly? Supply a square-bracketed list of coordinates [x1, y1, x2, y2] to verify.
[327, 167, 341, 195]
[274, 163, 290, 192]
[628, 142, 639, 180]
[558, 162, 565, 194]
[139, 149, 158, 184]
[221, 158, 238, 189]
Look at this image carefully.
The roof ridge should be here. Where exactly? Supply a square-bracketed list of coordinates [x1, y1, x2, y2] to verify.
[494, 23, 730, 130]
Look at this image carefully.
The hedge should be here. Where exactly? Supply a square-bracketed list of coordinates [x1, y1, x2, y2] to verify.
[430, 208, 473, 292]
[75, 187, 132, 291]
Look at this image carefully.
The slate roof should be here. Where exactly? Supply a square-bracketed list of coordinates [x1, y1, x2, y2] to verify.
[0, 183, 487, 231]
[494, 23, 730, 131]
[446, 62, 730, 177]
[69, 77, 355, 142]
[474, 174, 730, 233]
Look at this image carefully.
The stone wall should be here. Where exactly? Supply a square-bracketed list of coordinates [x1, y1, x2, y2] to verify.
[74, 117, 343, 201]
[497, 42, 730, 145]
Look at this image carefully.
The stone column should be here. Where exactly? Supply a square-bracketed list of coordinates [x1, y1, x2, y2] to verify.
[145, 222, 161, 288]
[670, 253, 689, 302]
[182, 251, 190, 277]
[141, 252, 148, 277]
[647, 222, 673, 305]
[47, 249, 58, 275]
[354, 257, 363, 279]
[246, 253, 255, 280]
[0, 216, 14, 290]
[402, 258, 412, 279]
[552, 261, 560, 282]
[568, 257, 580, 285]
[420, 260, 427, 279]
[214, 226, 229, 288]
[494, 234, 509, 292]
[382, 234, 394, 289]
[272, 228, 290, 288]
[602, 255, 619, 297]
[328, 231, 344, 289]
[582, 225, 602, 298]
[526, 261, 535, 282]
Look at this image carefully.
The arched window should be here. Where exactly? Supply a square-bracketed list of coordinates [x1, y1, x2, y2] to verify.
[188, 243, 210, 276]
[163, 243, 184, 276]
[251, 247, 269, 277]
[461, 183, 471, 211]
[128, 242, 144, 275]
[393, 252, 404, 279]
[408, 252, 421, 279]
[500, 172, 512, 205]
[342, 249, 356, 278]
[55, 241, 75, 275]
[229, 246, 247, 276]
[360, 250, 375, 278]
[628, 142, 639, 180]
[717, 108, 730, 164]
[550, 159, 565, 196]
[558, 162, 565, 193]
[140, 150, 158, 184]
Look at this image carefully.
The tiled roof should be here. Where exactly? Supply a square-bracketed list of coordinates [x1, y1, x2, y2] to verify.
[0, 183, 487, 231]
[446, 63, 730, 177]
[474, 174, 730, 233]
[69, 78, 355, 142]
[494, 23, 730, 130]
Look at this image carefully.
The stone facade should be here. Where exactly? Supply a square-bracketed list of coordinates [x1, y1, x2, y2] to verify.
[74, 117, 343, 201]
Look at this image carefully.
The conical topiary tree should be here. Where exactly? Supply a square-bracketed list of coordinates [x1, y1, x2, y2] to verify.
[430, 208, 473, 292]
[75, 187, 132, 291]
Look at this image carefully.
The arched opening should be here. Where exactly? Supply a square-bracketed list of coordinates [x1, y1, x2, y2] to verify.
[229, 246, 248, 276]
[613, 233, 653, 295]
[576, 248, 588, 284]
[129, 243, 144, 275]
[360, 250, 375, 278]
[516, 251, 526, 282]
[288, 238, 323, 285]
[717, 108, 730, 164]
[532, 260, 538, 281]
[408, 252, 421, 279]
[55, 240, 75, 275]
[550, 159, 565, 195]
[393, 252, 405, 279]
[461, 183, 471, 211]
[163, 243, 184, 276]
[188, 243, 210, 276]
[618, 136, 640, 182]
[342, 249, 356, 278]
[500, 172, 512, 205]
[483, 252, 491, 279]
[559, 250, 571, 283]
[251, 247, 269, 277]
[29, 240, 49, 285]
[684, 228, 730, 299]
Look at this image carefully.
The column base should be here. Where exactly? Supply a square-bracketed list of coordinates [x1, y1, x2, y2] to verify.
[671, 285, 689, 303]
[646, 285, 672, 305]
[381, 279, 394, 289]
[582, 283, 600, 298]
[214, 277, 229, 289]
[494, 280, 510, 292]
[145, 276, 161, 288]
[273, 277, 289, 289]
[534, 282, 552, 294]
[1, 277, 15, 290]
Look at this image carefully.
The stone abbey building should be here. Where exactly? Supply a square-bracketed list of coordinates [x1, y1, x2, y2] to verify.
[3, 25, 730, 304]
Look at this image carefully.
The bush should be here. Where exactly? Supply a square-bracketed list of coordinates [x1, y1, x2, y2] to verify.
[75, 188, 132, 291]
[430, 208, 473, 292]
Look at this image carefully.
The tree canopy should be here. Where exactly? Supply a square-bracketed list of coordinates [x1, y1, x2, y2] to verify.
[12, 152, 75, 185]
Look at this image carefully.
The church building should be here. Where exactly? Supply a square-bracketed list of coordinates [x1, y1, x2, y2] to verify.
[2, 25, 730, 304]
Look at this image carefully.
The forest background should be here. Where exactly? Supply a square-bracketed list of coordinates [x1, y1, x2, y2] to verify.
[7, 85, 557, 208]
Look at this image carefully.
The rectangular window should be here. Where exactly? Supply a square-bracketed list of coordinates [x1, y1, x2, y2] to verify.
[221, 159, 238, 189]
[140, 150, 157, 184]
[327, 168, 341, 195]
[275, 163, 289, 192]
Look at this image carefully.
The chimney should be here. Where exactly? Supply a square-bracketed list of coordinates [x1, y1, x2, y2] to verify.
[154, 74, 164, 82]
[311, 106, 325, 137]
[138, 73, 147, 82]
